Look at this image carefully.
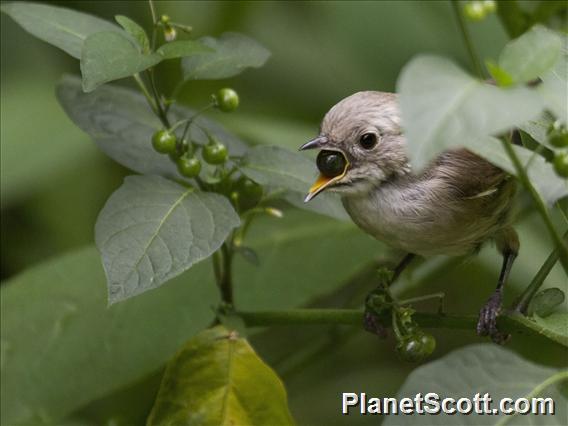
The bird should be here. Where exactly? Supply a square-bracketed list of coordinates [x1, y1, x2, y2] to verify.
[300, 91, 519, 343]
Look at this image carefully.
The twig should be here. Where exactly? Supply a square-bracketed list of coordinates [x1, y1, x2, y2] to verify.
[513, 229, 568, 313]
[235, 308, 565, 344]
[450, 0, 484, 79]
[500, 139, 568, 272]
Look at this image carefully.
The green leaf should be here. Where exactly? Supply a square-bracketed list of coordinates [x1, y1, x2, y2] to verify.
[234, 209, 384, 310]
[529, 288, 566, 317]
[55, 75, 249, 176]
[384, 344, 568, 425]
[539, 34, 568, 123]
[498, 25, 562, 85]
[156, 39, 213, 60]
[147, 326, 295, 426]
[115, 15, 150, 53]
[397, 55, 545, 170]
[534, 312, 568, 342]
[0, 246, 219, 425]
[467, 136, 568, 205]
[0, 1, 119, 59]
[80, 31, 161, 92]
[241, 145, 349, 220]
[182, 32, 270, 80]
[95, 175, 240, 303]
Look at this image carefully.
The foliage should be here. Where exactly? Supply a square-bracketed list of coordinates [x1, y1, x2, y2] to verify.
[385, 344, 567, 425]
[1, 1, 567, 425]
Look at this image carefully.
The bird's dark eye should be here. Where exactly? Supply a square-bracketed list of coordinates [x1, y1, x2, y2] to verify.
[316, 150, 347, 178]
[359, 133, 377, 149]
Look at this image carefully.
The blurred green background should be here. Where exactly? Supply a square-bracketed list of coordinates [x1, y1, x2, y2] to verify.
[1, 1, 566, 425]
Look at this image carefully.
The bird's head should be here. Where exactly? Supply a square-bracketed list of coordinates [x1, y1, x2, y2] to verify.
[300, 91, 411, 202]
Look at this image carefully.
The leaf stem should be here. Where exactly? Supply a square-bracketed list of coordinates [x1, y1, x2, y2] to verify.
[450, 0, 484, 79]
[500, 138, 568, 272]
[513, 229, 568, 313]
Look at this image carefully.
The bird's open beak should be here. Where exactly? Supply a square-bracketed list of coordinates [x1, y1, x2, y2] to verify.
[304, 174, 341, 202]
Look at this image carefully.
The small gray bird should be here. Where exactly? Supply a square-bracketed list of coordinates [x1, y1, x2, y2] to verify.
[300, 91, 519, 342]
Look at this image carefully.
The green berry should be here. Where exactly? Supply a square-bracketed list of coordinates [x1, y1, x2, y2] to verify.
[548, 122, 568, 148]
[160, 14, 170, 24]
[396, 337, 424, 362]
[214, 88, 239, 112]
[482, 0, 496, 14]
[176, 155, 201, 178]
[550, 133, 568, 148]
[152, 129, 177, 154]
[203, 141, 228, 164]
[418, 332, 436, 357]
[464, 1, 487, 21]
[553, 152, 568, 178]
[238, 177, 263, 200]
[234, 177, 263, 210]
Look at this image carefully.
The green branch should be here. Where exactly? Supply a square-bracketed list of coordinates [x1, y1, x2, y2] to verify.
[235, 308, 564, 344]
[513, 229, 568, 313]
[500, 139, 568, 273]
[450, 0, 484, 79]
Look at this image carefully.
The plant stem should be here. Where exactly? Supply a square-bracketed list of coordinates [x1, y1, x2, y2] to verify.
[133, 73, 159, 116]
[235, 308, 561, 342]
[513, 229, 568, 313]
[500, 139, 568, 272]
[219, 243, 234, 304]
[145, 70, 170, 128]
[450, 0, 484, 79]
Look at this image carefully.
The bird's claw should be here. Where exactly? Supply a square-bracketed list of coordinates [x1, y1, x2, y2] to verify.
[477, 291, 509, 344]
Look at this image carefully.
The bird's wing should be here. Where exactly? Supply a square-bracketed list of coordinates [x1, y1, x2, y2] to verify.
[421, 148, 511, 200]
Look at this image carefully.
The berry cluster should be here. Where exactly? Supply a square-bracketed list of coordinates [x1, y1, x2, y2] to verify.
[151, 88, 240, 179]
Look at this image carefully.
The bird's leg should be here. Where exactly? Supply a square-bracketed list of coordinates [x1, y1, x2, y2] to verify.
[476, 252, 516, 343]
[477, 228, 519, 343]
[364, 253, 415, 337]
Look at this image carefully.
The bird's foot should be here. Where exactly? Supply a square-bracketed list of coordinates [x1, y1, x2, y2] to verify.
[476, 291, 509, 344]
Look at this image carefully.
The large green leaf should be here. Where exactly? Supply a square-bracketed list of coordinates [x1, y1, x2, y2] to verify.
[498, 25, 562, 85]
[241, 145, 348, 220]
[233, 209, 384, 310]
[384, 344, 567, 425]
[55, 75, 249, 177]
[467, 136, 568, 205]
[147, 326, 295, 425]
[397, 55, 545, 169]
[0, 2, 119, 59]
[0, 246, 219, 425]
[182, 32, 270, 80]
[95, 175, 240, 304]
[81, 31, 162, 92]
